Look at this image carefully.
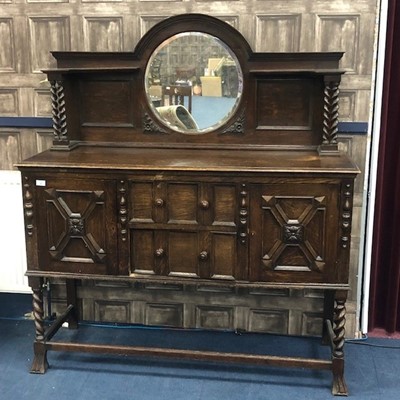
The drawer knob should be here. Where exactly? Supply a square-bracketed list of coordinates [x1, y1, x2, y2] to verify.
[200, 200, 210, 209]
[199, 251, 208, 261]
[155, 248, 165, 257]
[155, 198, 164, 207]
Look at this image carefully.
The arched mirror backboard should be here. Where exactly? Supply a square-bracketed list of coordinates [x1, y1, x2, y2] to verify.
[46, 13, 344, 151]
[144, 32, 243, 134]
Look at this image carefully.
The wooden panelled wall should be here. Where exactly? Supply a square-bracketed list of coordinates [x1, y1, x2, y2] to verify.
[0, 0, 378, 337]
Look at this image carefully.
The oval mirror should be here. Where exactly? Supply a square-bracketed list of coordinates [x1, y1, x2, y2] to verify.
[145, 32, 243, 134]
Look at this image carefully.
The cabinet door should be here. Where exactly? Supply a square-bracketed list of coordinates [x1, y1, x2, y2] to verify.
[36, 177, 118, 275]
[249, 182, 340, 283]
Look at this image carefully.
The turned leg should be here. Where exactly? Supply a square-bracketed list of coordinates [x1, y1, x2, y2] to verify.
[331, 291, 348, 396]
[30, 278, 49, 374]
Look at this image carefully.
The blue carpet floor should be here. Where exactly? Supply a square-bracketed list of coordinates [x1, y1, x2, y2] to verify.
[1, 293, 400, 399]
[191, 96, 237, 129]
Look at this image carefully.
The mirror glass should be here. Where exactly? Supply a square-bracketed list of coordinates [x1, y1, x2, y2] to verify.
[145, 32, 243, 134]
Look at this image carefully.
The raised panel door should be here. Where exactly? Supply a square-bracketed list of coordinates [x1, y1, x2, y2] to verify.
[249, 181, 340, 283]
[36, 176, 118, 275]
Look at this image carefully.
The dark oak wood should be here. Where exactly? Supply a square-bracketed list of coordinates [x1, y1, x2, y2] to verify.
[17, 14, 359, 396]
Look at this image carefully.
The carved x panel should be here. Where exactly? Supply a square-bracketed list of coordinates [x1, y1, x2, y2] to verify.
[261, 195, 326, 273]
[45, 188, 106, 264]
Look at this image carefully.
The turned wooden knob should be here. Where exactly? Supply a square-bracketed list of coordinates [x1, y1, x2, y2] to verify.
[155, 198, 164, 207]
[200, 200, 210, 209]
[199, 251, 208, 261]
[155, 248, 165, 257]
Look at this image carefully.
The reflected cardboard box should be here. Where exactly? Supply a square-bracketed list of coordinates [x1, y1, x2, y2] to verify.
[200, 76, 222, 97]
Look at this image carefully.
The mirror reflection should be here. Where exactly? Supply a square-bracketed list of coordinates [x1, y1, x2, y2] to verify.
[145, 32, 243, 134]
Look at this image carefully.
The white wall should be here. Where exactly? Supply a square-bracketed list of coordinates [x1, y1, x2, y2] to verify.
[0, 171, 30, 293]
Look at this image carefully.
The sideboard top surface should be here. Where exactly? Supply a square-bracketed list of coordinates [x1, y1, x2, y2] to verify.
[17, 147, 359, 175]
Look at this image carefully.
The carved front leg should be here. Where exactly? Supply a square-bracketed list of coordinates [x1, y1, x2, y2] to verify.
[30, 280, 49, 374]
[331, 294, 348, 396]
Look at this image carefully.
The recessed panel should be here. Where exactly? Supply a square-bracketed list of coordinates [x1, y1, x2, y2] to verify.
[0, 131, 20, 170]
[95, 301, 131, 323]
[167, 183, 199, 224]
[338, 91, 356, 121]
[255, 14, 301, 52]
[34, 89, 52, 117]
[249, 309, 289, 334]
[167, 231, 199, 277]
[29, 17, 70, 72]
[80, 80, 133, 126]
[0, 89, 18, 116]
[256, 79, 313, 130]
[302, 312, 324, 336]
[210, 232, 236, 279]
[130, 182, 154, 223]
[275, 246, 311, 271]
[61, 238, 95, 262]
[195, 305, 233, 329]
[83, 17, 123, 52]
[212, 184, 236, 226]
[316, 15, 359, 73]
[131, 230, 156, 274]
[145, 303, 183, 327]
[0, 18, 15, 71]
[36, 130, 53, 152]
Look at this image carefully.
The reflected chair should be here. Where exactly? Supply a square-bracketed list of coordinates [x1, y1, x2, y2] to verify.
[162, 85, 192, 113]
[175, 67, 197, 83]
